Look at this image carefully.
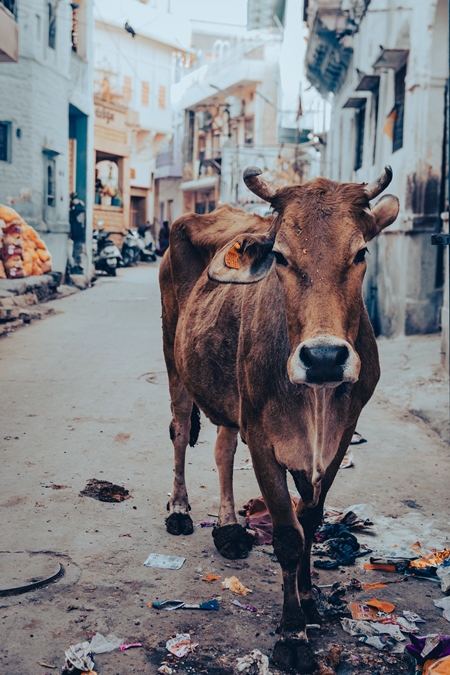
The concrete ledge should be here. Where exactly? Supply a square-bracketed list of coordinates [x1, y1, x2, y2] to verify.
[0, 303, 61, 337]
[0, 272, 62, 299]
[0, 273, 63, 322]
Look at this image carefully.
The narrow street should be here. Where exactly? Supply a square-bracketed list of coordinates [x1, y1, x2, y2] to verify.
[0, 265, 449, 674]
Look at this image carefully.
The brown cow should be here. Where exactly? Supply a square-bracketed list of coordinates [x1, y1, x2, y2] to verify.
[159, 167, 399, 667]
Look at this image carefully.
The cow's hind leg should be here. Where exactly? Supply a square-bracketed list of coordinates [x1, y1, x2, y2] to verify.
[165, 385, 199, 536]
[212, 426, 253, 559]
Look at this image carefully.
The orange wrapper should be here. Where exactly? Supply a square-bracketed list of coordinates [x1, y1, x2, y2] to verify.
[364, 563, 397, 573]
[349, 602, 378, 621]
[366, 598, 396, 614]
[202, 574, 221, 583]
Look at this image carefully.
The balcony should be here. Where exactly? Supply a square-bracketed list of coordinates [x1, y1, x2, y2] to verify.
[0, 1, 18, 63]
[305, 0, 370, 96]
[199, 148, 221, 175]
[154, 151, 183, 179]
[177, 37, 278, 110]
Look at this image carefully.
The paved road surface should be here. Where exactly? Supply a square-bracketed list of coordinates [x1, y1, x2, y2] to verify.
[0, 265, 448, 674]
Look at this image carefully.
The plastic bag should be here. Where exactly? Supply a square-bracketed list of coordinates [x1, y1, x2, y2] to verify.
[90, 632, 123, 653]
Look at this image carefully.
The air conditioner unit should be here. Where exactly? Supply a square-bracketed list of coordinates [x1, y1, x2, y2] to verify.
[196, 111, 205, 129]
[226, 96, 243, 119]
[277, 126, 312, 145]
[196, 110, 213, 131]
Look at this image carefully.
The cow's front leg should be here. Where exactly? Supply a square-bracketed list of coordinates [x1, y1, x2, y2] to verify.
[250, 451, 319, 672]
[212, 426, 253, 559]
[166, 388, 196, 536]
[250, 447, 306, 636]
[296, 424, 356, 624]
[296, 503, 324, 626]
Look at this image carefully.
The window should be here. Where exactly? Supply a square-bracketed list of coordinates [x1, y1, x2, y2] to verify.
[183, 110, 194, 163]
[71, 4, 78, 52]
[354, 102, 366, 171]
[371, 84, 379, 165]
[48, 3, 56, 49]
[46, 159, 56, 206]
[0, 122, 11, 162]
[142, 81, 149, 106]
[36, 14, 41, 41]
[123, 76, 132, 101]
[158, 85, 166, 110]
[244, 117, 254, 146]
[393, 64, 406, 153]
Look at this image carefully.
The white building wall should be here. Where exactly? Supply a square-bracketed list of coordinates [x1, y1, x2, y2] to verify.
[0, 0, 94, 276]
[321, 0, 448, 337]
[94, 5, 188, 229]
[94, 23, 174, 136]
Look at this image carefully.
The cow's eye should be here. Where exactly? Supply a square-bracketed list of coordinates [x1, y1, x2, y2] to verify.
[353, 247, 368, 265]
[273, 250, 288, 266]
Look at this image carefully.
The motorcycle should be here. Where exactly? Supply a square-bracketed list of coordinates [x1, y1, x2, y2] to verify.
[93, 222, 121, 276]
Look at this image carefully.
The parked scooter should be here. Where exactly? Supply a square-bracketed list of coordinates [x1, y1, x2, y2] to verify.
[121, 229, 141, 267]
[121, 228, 157, 266]
[93, 222, 121, 276]
[137, 226, 157, 262]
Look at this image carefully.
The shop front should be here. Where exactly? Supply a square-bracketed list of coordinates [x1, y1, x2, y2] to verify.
[180, 176, 218, 215]
[93, 97, 130, 246]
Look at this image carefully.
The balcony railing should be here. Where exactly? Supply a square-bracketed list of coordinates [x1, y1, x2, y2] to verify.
[155, 151, 183, 178]
[155, 151, 173, 168]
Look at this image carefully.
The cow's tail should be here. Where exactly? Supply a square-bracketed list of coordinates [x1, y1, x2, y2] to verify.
[189, 403, 201, 447]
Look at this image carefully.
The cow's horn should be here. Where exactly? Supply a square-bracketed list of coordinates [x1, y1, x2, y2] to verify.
[243, 166, 278, 203]
[365, 165, 393, 200]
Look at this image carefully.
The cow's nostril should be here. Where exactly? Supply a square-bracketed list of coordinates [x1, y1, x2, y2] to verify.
[300, 344, 349, 382]
[300, 346, 313, 367]
[334, 345, 349, 366]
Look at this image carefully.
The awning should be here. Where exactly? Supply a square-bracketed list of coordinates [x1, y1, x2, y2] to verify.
[372, 49, 408, 71]
[356, 74, 380, 92]
[180, 176, 218, 192]
[343, 97, 367, 109]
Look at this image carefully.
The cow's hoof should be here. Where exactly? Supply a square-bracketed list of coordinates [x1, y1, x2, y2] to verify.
[212, 524, 253, 559]
[301, 598, 323, 626]
[165, 512, 194, 536]
[271, 638, 318, 674]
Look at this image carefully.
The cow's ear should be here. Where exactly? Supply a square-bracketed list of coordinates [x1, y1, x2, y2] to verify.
[367, 194, 400, 241]
[208, 232, 275, 284]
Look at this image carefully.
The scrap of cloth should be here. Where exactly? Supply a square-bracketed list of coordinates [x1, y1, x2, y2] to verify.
[313, 523, 371, 569]
[240, 495, 298, 545]
[406, 636, 450, 666]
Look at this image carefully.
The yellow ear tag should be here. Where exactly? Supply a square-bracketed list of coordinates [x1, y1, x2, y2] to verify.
[225, 241, 241, 269]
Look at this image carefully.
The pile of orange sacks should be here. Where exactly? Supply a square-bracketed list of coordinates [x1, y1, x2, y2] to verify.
[0, 205, 52, 279]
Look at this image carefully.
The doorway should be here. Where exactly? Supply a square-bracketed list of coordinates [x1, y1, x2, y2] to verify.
[130, 195, 147, 229]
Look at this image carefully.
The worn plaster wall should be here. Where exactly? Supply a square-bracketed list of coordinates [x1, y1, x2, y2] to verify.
[0, 0, 94, 275]
[324, 0, 448, 338]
